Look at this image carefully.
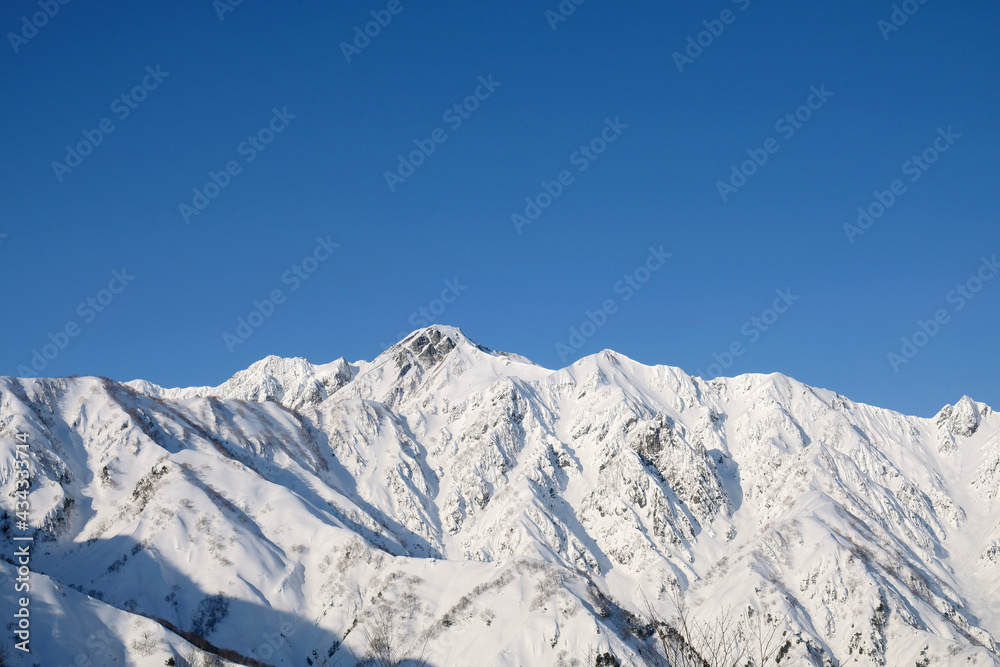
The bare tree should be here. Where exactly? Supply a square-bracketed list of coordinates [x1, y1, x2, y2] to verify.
[741, 604, 787, 667]
[690, 606, 746, 667]
[646, 591, 707, 667]
[644, 589, 788, 667]
[362, 602, 429, 667]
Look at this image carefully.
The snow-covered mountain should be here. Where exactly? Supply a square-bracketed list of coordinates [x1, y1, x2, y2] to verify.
[1, 325, 998, 666]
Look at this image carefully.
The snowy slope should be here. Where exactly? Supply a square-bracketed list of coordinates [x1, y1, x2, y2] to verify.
[1, 325, 998, 666]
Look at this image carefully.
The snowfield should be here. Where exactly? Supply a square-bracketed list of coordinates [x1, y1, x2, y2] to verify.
[1, 325, 998, 666]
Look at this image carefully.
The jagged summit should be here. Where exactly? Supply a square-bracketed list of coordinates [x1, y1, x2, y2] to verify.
[396, 324, 485, 351]
[937, 394, 992, 438]
[385, 325, 537, 366]
[388, 324, 490, 365]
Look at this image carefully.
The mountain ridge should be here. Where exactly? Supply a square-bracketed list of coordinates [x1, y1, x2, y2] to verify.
[125, 325, 989, 422]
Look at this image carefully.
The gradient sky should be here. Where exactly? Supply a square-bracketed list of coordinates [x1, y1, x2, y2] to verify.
[1, 0, 997, 417]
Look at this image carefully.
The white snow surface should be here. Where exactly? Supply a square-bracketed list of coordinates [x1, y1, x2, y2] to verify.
[1, 324, 998, 666]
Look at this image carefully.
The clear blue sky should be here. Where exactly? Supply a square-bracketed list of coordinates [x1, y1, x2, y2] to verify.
[1, 0, 997, 417]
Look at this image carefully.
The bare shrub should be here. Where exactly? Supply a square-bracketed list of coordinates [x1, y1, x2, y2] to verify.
[181, 649, 225, 667]
[131, 631, 159, 656]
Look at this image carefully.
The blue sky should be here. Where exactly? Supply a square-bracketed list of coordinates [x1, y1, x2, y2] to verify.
[1, 0, 997, 417]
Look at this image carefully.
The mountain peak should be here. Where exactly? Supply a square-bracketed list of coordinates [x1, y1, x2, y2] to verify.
[377, 324, 528, 371]
[397, 324, 488, 352]
[937, 394, 991, 437]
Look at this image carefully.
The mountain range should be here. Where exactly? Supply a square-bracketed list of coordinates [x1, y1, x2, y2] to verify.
[1, 325, 998, 666]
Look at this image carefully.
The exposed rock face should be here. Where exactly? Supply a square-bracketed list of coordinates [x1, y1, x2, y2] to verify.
[2, 325, 998, 666]
[940, 395, 988, 437]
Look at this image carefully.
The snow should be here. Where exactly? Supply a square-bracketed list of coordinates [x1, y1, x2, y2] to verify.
[1, 324, 998, 665]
